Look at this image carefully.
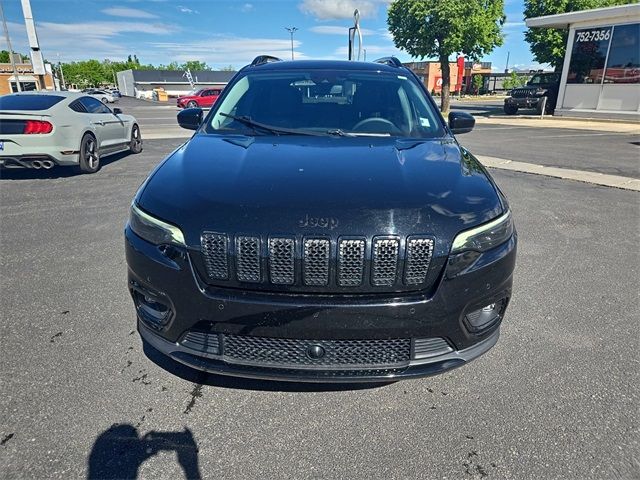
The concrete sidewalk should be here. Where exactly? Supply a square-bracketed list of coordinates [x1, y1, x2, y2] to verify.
[475, 116, 640, 133]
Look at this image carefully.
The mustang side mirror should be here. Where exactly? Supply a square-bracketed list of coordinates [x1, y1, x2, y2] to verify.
[448, 111, 475, 135]
[178, 108, 203, 131]
[113, 107, 123, 115]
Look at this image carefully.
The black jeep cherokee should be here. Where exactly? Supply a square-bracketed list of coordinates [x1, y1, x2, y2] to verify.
[504, 72, 560, 115]
[125, 57, 517, 382]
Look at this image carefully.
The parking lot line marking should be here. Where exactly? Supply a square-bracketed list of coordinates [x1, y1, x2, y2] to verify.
[477, 155, 640, 192]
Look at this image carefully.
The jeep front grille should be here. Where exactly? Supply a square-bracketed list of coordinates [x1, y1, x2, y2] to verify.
[199, 234, 436, 292]
[236, 236, 261, 282]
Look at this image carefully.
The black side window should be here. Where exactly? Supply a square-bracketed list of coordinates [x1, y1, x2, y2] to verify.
[79, 96, 111, 114]
[69, 100, 88, 113]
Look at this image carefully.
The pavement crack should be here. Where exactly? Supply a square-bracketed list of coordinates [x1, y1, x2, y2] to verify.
[183, 383, 203, 414]
[1, 433, 14, 446]
[50, 332, 63, 343]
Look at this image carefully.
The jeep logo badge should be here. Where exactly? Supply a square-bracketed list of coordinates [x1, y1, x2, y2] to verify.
[298, 214, 338, 230]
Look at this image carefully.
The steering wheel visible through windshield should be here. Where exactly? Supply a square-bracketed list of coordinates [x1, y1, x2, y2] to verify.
[207, 69, 443, 138]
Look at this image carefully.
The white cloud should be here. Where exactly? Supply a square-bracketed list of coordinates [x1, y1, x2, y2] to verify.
[309, 25, 376, 35]
[0, 20, 178, 62]
[178, 5, 199, 14]
[148, 35, 306, 64]
[101, 7, 158, 19]
[240, 3, 254, 13]
[504, 21, 525, 29]
[299, 0, 390, 20]
[333, 43, 401, 58]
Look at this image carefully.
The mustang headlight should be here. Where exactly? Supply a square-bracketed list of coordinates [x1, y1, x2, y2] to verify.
[129, 203, 185, 246]
[451, 210, 513, 254]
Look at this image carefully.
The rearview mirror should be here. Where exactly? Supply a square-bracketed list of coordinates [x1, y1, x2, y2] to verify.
[448, 111, 475, 135]
[177, 108, 203, 130]
[113, 107, 122, 115]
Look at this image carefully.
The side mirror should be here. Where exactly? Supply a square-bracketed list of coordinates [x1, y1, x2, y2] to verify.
[177, 108, 203, 130]
[448, 111, 475, 135]
[113, 107, 122, 115]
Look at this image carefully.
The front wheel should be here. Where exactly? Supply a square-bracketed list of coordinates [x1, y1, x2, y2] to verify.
[78, 134, 100, 174]
[503, 104, 518, 115]
[101, 97, 108, 104]
[130, 124, 143, 154]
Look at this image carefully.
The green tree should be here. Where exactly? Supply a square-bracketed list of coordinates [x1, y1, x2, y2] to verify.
[181, 60, 211, 71]
[503, 71, 528, 90]
[472, 74, 484, 94]
[62, 60, 108, 87]
[388, 0, 505, 113]
[220, 65, 236, 71]
[524, 0, 634, 70]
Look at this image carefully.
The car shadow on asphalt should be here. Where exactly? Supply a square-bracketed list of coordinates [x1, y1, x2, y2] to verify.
[87, 424, 201, 479]
[0, 151, 132, 181]
[142, 340, 392, 393]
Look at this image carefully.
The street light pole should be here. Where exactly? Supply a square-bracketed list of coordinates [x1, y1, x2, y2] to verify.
[285, 26, 298, 60]
[0, 0, 21, 92]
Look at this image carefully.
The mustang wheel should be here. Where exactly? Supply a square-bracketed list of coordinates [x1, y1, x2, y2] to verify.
[78, 134, 100, 174]
[130, 124, 143, 154]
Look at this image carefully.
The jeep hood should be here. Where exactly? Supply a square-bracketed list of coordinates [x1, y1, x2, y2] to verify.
[138, 134, 503, 247]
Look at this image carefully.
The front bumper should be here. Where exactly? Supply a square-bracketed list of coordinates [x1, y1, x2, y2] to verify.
[505, 96, 541, 109]
[125, 226, 516, 382]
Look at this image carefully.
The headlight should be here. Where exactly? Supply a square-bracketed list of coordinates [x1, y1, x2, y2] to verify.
[451, 210, 513, 254]
[129, 203, 185, 246]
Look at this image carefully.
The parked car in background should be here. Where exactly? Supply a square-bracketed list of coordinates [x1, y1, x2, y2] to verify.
[176, 88, 222, 108]
[126, 56, 517, 383]
[0, 92, 142, 174]
[108, 89, 122, 98]
[86, 89, 117, 104]
[504, 72, 560, 115]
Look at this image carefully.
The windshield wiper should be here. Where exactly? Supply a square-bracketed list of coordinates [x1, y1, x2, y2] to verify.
[326, 128, 356, 137]
[219, 113, 324, 136]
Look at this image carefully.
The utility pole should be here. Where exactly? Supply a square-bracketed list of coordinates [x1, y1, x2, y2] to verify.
[285, 26, 298, 60]
[504, 51, 510, 74]
[20, 0, 46, 90]
[0, 0, 21, 92]
[57, 53, 65, 90]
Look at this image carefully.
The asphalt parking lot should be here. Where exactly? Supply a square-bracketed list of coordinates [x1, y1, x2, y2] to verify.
[1, 104, 639, 479]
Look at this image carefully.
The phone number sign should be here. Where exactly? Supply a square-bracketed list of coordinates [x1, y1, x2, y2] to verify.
[574, 27, 612, 44]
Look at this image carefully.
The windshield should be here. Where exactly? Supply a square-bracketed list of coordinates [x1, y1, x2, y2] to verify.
[207, 69, 443, 138]
[529, 73, 559, 85]
[0, 94, 65, 111]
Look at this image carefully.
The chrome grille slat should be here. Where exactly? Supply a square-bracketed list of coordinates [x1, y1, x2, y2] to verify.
[201, 233, 229, 280]
[269, 237, 295, 285]
[236, 236, 261, 282]
[372, 238, 399, 286]
[338, 239, 365, 286]
[404, 237, 434, 285]
[303, 238, 330, 286]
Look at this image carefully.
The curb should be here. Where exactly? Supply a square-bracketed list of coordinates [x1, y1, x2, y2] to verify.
[477, 155, 640, 192]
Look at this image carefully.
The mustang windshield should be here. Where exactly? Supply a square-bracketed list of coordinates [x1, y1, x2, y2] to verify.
[208, 69, 443, 138]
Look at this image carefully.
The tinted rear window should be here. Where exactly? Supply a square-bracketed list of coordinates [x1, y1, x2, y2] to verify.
[0, 95, 65, 111]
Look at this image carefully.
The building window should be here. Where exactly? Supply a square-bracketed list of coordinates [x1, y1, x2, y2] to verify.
[566, 27, 612, 84]
[604, 23, 640, 84]
[11, 81, 37, 92]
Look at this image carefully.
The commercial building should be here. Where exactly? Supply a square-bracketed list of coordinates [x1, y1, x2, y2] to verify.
[403, 61, 493, 94]
[116, 69, 236, 98]
[526, 3, 640, 120]
[0, 61, 55, 95]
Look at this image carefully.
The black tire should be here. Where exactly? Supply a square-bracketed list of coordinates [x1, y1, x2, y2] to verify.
[78, 134, 100, 174]
[503, 104, 518, 115]
[536, 97, 553, 115]
[101, 97, 108, 104]
[187, 100, 198, 108]
[130, 124, 143, 154]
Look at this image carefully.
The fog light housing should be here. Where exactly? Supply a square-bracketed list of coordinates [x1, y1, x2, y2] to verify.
[131, 288, 172, 330]
[464, 298, 508, 333]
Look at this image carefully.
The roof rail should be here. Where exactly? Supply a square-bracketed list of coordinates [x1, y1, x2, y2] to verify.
[373, 56, 403, 68]
[250, 55, 283, 67]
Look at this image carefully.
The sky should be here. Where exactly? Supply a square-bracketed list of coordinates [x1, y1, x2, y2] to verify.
[0, 0, 548, 71]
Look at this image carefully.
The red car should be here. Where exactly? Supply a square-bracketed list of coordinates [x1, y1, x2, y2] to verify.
[177, 88, 222, 109]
